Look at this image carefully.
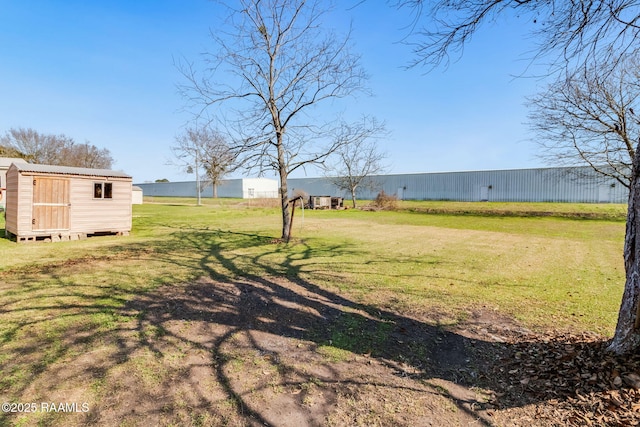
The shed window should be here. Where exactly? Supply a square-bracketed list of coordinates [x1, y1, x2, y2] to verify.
[104, 183, 112, 198]
[94, 182, 113, 199]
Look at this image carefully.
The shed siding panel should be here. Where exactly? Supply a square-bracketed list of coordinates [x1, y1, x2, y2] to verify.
[69, 179, 131, 233]
[17, 172, 34, 234]
[6, 170, 36, 236]
[5, 166, 20, 233]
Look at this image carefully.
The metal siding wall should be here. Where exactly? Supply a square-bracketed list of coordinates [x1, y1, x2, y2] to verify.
[137, 168, 630, 203]
[288, 178, 343, 198]
[216, 180, 244, 198]
[136, 181, 200, 197]
[136, 180, 245, 198]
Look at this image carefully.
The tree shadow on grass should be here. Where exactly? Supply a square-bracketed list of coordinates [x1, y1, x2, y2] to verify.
[0, 227, 637, 426]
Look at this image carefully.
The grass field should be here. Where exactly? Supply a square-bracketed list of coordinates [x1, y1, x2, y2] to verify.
[0, 198, 627, 331]
[0, 198, 628, 425]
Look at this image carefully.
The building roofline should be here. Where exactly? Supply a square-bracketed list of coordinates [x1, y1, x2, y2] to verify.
[11, 163, 131, 179]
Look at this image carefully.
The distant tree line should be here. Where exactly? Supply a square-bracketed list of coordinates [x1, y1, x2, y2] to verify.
[0, 127, 113, 169]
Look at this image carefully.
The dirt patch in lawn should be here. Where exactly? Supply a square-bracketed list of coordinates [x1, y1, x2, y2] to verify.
[3, 273, 640, 426]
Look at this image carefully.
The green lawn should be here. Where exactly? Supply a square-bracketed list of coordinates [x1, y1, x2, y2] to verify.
[0, 198, 627, 426]
[0, 198, 626, 333]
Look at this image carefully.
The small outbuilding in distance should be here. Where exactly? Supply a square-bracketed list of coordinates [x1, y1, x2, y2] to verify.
[132, 186, 144, 205]
[5, 163, 133, 242]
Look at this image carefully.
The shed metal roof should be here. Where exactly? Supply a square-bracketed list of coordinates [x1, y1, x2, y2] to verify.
[0, 157, 28, 168]
[12, 163, 131, 179]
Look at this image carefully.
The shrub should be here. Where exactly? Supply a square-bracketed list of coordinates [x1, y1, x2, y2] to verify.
[370, 191, 398, 211]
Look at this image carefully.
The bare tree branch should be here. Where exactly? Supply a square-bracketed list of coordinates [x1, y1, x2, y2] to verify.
[0, 127, 113, 168]
[528, 55, 640, 189]
[392, 0, 640, 73]
[324, 117, 388, 208]
[171, 126, 236, 204]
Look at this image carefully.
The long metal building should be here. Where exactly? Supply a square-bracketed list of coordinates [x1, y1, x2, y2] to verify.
[134, 167, 629, 203]
[288, 167, 628, 203]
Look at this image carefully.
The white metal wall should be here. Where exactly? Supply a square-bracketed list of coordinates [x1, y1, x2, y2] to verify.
[241, 178, 279, 198]
[137, 178, 278, 199]
[287, 167, 629, 203]
[135, 167, 629, 203]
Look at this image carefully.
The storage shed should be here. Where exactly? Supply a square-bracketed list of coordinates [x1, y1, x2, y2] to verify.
[5, 163, 132, 242]
[309, 195, 332, 209]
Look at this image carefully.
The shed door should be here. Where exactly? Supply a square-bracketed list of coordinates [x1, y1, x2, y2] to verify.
[32, 177, 70, 231]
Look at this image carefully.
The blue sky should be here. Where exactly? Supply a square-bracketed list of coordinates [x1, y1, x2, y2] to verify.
[0, 0, 549, 183]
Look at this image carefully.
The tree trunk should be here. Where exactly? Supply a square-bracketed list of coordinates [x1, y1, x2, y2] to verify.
[351, 188, 357, 209]
[213, 183, 218, 198]
[280, 170, 291, 242]
[195, 157, 202, 206]
[607, 150, 640, 354]
[276, 134, 291, 242]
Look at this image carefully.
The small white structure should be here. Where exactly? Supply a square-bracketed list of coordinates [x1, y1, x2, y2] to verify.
[5, 163, 132, 242]
[239, 178, 279, 198]
[132, 186, 143, 204]
[0, 157, 28, 210]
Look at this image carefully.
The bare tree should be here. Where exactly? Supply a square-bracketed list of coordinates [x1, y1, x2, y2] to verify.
[178, 0, 371, 242]
[392, 1, 640, 354]
[529, 56, 640, 353]
[529, 56, 640, 189]
[393, 0, 640, 72]
[325, 117, 387, 208]
[1, 128, 70, 164]
[172, 126, 234, 205]
[0, 127, 113, 168]
[63, 142, 114, 169]
[200, 131, 236, 199]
